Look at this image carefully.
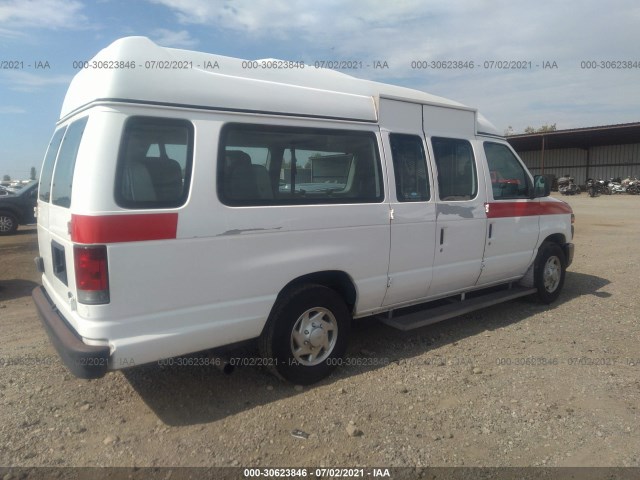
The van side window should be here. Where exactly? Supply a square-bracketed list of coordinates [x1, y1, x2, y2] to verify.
[483, 142, 531, 199]
[389, 134, 429, 202]
[218, 124, 383, 206]
[39, 127, 67, 202]
[51, 117, 89, 208]
[431, 137, 477, 201]
[115, 117, 193, 209]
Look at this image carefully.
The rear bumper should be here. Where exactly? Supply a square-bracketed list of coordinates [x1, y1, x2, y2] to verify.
[563, 242, 574, 268]
[32, 286, 110, 379]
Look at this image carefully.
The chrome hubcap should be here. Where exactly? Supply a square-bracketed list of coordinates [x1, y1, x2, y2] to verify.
[543, 256, 561, 293]
[290, 307, 338, 366]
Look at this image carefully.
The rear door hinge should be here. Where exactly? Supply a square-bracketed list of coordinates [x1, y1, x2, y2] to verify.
[389, 208, 394, 221]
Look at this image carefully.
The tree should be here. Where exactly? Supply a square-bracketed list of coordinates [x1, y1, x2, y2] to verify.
[537, 123, 557, 132]
[523, 123, 557, 134]
[30, 167, 37, 180]
[2, 174, 10, 182]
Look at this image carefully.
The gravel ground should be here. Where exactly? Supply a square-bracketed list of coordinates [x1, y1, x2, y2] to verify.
[0, 193, 639, 473]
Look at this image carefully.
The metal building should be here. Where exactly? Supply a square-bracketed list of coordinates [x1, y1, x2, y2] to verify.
[507, 123, 640, 186]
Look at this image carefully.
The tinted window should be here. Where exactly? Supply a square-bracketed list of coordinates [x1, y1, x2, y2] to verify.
[390, 134, 430, 202]
[432, 137, 477, 201]
[218, 124, 383, 206]
[51, 117, 89, 207]
[115, 117, 194, 209]
[484, 142, 531, 199]
[39, 127, 66, 202]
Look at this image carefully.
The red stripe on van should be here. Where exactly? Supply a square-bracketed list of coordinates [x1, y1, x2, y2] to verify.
[537, 202, 574, 216]
[486, 201, 572, 218]
[71, 213, 178, 244]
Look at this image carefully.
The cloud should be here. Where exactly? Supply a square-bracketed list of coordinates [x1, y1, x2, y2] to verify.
[151, 28, 198, 48]
[145, 1, 639, 65]
[1, 71, 72, 92]
[0, 106, 26, 114]
[0, 26, 25, 39]
[147, 0, 442, 45]
[146, 0, 640, 129]
[0, 0, 88, 35]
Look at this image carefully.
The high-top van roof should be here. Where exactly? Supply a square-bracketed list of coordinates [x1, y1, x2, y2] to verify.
[61, 36, 500, 136]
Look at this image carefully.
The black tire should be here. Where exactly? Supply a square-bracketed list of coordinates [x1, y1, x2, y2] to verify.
[259, 284, 351, 385]
[0, 212, 18, 236]
[533, 242, 566, 304]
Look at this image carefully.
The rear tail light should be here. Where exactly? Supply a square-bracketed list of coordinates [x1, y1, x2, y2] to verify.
[74, 245, 110, 304]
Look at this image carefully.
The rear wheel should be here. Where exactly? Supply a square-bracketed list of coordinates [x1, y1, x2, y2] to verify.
[259, 284, 351, 385]
[0, 212, 18, 235]
[534, 242, 566, 304]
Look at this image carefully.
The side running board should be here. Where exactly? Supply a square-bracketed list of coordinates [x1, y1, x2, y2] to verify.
[378, 286, 537, 331]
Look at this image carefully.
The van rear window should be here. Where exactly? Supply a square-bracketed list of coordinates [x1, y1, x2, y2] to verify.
[39, 127, 66, 202]
[218, 124, 383, 206]
[51, 117, 88, 207]
[115, 117, 194, 209]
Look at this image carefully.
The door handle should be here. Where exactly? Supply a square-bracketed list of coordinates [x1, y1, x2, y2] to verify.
[440, 228, 444, 245]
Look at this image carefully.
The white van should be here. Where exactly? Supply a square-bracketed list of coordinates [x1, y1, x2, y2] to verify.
[32, 37, 574, 384]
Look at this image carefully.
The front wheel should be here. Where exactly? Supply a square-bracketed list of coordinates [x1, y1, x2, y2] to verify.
[534, 243, 566, 304]
[259, 284, 351, 385]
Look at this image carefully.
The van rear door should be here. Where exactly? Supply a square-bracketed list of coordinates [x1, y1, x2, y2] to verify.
[37, 117, 89, 307]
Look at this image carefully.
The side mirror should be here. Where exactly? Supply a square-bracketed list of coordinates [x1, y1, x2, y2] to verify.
[533, 175, 551, 197]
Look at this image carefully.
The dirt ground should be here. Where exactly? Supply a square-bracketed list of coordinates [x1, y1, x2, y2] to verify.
[0, 193, 639, 475]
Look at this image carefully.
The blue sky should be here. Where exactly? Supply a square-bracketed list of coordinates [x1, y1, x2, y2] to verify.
[1, 0, 639, 180]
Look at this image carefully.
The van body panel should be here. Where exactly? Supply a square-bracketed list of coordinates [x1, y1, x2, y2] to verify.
[61, 37, 470, 123]
[62, 66, 379, 125]
[423, 105, 476, 138]
[103, 210, 390, 319]
[69, 109, 126, 213]
[536, 197, 573, 245]
[429, 202, 487, 297]
[379, 99, 436, 306]
[478, 205, 540, 285]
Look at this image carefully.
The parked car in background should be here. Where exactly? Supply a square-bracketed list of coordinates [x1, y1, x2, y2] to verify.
[0, 180, 38, 235]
